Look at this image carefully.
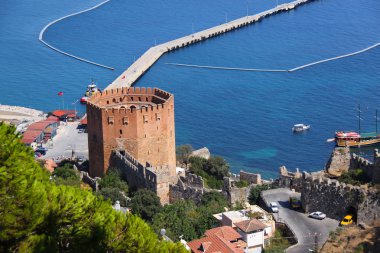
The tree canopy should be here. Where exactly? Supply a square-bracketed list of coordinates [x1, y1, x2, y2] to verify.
[0, 123, 186, 252]
[151, 191, 228, 241]
[189, 156, 230, 189]
[176, 144, 193, 166]
[130, 189, 162, 223]
[98, 167, 129, 206]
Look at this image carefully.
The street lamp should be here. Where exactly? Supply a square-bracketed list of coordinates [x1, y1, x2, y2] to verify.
[72, 99, 79, 121]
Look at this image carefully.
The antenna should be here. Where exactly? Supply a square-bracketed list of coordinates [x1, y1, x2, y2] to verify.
[376, 109, 378, 133]
[358, 104, 361, 134]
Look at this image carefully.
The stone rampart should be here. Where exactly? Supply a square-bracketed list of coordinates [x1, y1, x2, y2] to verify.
[301, 173, 379, 224]
[110, 150, 176, 204]
[278, 166, 303, 191]
[240, 170, 262, 185]
[80, 171, 100, 191]
[350, 149, 380, 184]
[169, 173, 205, 204]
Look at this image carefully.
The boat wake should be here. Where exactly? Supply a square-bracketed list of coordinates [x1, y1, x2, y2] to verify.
[39, 0, 114, 70]
[165, 42, 380, 73]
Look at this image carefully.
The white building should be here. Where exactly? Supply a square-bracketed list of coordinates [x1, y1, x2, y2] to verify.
[235, 219, 267, 253]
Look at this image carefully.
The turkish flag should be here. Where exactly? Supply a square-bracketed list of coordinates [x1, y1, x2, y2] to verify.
[58, 91, 63, 96]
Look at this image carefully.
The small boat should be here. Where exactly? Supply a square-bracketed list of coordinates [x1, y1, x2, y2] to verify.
[292, 124, 310, 132]
[80, 81, 100, 104]
[334, 131, 380, 147]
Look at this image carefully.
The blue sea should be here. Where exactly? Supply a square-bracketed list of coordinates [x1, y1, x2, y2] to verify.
[1, 0, 379, 178]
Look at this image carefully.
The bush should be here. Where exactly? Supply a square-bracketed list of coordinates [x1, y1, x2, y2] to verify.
[189, 156, 230, 189]
[248, 184, 271, 205]
[53, 164, 81, 187]
[235, 180, 249, 188]
[339, 169, 371, 185]
[130, 189, 162, 222]
[176, 144, 193, 166]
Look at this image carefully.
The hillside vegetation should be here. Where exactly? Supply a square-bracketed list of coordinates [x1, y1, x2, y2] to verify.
[0, 123, 186, 252]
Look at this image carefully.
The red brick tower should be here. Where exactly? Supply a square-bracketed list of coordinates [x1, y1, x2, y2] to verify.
[86, 87, 176, 178]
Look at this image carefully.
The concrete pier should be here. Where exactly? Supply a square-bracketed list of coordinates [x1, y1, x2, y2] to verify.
[107, 0, 314, 89]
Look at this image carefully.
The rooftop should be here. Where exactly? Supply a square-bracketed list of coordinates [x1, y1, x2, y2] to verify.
[205, 226, 242, 242]
[187, 235, 244, 253]
[235, 219, 267, 233]
[87, 87, 172, 109]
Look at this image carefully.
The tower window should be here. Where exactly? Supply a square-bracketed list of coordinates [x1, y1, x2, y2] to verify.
[123, 117, 129, 125]
[119, 129, 123, 135]
[108, 116, 114, 125]
[143, 115, 148, 123]
[155, 113, 161, 121]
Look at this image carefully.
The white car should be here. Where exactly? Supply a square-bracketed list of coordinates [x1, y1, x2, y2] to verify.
[309, 211, 326, 220]
[270, 202, 279, 213]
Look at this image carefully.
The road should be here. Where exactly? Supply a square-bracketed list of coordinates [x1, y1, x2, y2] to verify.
[261, 188, 339, 253]
[42, 122, 88, 161]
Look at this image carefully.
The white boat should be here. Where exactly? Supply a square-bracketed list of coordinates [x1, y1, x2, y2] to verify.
[292, 123, 310, 132]
[80, 81, 100, 104]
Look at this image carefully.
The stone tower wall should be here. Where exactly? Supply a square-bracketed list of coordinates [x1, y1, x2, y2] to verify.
[87, 87, 176, 178]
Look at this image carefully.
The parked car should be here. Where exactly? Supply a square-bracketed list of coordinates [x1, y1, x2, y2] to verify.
[340, 215, 353, 226]
[309, 211, 326, 220]
[270, 202, 279, 213]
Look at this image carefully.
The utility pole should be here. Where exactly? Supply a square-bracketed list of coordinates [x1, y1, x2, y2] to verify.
[376, 109, 378, 133]
[314, 233, 319, 253]
[358, 104, 361, 134]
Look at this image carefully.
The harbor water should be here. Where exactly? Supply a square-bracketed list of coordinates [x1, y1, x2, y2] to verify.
[0, 0, 379, 178]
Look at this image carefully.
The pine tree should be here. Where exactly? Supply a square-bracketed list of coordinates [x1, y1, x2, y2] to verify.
[0, 123, 186, 252]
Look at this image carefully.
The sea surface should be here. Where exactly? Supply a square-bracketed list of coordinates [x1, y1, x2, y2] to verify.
[0, 0, 379, 178]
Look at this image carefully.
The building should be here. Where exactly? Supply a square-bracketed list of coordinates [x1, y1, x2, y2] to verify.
[235, 219, 267, 253]
[188, 226, 244, 253]
[86, 87, 176, 203]
[51, 110, 76, 122]
[213, 205, 275, 250]
[21, 116, 59, 146]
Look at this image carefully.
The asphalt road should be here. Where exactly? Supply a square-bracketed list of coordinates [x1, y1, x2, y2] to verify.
[261, 188, 339, 253]
[42, 122, 88, 161]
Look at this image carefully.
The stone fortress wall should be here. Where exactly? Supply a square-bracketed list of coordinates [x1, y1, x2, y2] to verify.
[301, 172, 379, 224]
[110, 149, 177, 204]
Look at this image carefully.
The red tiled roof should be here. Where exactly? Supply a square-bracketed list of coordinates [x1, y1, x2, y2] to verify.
[21, 130, 42, 144]
[27, 121, 52, 131]
[45, 115, 59, 122]
[188, 235, 244, 253]
[205, 226, 242, 242]
[234, 219, 266, 233]
[51, 110, 75, 117]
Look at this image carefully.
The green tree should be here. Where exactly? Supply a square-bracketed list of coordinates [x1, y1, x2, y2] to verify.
[0, 123, 186, 253]
[130, 189, 162, 222]
[152, 200, 198, 241]
[248, 184, 271, 205]
[99, 167, 129, 194]
[176, 144, 193, 166]
[189, 156, 230, 189]
[98, 167, 129, 206]
[206, 156, 230, 179]
[53, 163, 82, 187]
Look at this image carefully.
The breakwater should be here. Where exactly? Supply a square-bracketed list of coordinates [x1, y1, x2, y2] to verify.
[165, 41, 380, 72]
[107, 0, 314, 89]
[39, 0, 114, 70]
